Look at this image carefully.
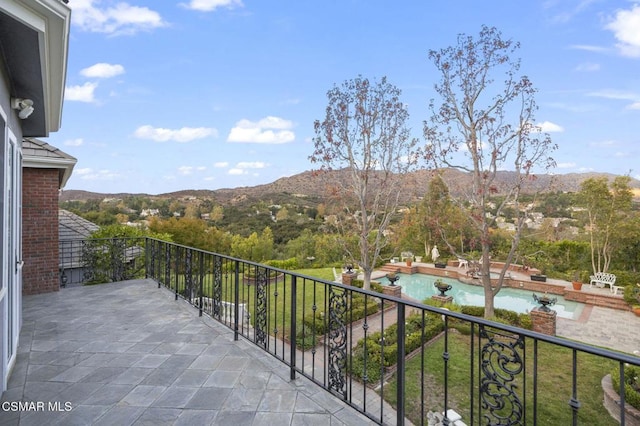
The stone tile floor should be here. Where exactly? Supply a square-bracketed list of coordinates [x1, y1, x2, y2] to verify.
[0, 280, 374, 426]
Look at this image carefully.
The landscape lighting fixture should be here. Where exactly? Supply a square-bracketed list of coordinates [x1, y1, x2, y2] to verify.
[11, 98, 34, 119]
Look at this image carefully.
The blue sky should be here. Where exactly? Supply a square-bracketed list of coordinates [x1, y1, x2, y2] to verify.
[48, 0, 640, 194]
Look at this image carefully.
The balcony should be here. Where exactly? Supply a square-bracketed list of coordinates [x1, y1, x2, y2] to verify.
[3, 237, 640, 425]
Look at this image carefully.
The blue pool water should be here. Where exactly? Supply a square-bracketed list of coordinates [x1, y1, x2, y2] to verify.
[394, 273, 584, 320]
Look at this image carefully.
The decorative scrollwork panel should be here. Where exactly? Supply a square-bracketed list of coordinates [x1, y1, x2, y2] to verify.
[212, 257, 223, 317]
[479, 325, 525, 425]
[254, 267, 269, 347]
[328, 286, 348, 398]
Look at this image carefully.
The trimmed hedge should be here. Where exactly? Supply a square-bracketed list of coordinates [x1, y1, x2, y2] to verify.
[264, 258, 299, 270]
[350, 279, 384, 294]
[348, 312, 445, 383]
[611, 365, 640, 411]
[459, 305, 533, 330]
[347, 300, 533, 384]
[300, 293, 380, 338]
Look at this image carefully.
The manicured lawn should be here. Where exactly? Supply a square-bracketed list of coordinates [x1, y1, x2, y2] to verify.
[162, 266, 350, 339]
[384, 331, 617, 425]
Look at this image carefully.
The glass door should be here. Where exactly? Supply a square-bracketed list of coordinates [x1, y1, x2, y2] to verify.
[2, 127, 21, 385]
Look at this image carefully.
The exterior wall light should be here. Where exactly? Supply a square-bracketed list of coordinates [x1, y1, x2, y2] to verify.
[11, 98, 35, 119]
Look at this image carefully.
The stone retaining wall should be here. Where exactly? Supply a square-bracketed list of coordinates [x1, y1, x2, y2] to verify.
[601, 374, 640, 426]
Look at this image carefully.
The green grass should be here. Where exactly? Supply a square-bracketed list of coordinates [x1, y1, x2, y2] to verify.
[384, 331, 617, 425]
[157, 266, 340, 338]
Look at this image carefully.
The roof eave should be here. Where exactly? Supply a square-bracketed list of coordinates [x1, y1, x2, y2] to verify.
[23, 154, 77, 189]
[2, 0, 71, 136]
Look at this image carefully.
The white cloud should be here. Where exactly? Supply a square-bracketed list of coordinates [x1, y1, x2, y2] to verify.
[65, 82, 98, 102]
[569, 44, 608, 53]
[556, 162, 576, 169]
[537, 121, 564, 133]
[70, 0, 167, 36]
[228, 168, 246, 175]
[178, 166, 191, 175]
[178, 166, 206, 175]
[227, 116, 295, 144]
[236, 161, 266, 169]
[80, 63, 125, 78]
[75, 167, 93, 175]
[64, 138, 84, 147]
[588, 89, 637, 100]
[134, 125, 218, 143]
[588, 89, 640, 109]
[181, 0, 243, 12]
[281, 98, 301, 105]
[75, 167, 121, 180]
[575, 62, 600, 72]
[213, 162, 229, 168]
[589, 140, 616, 147]
[606, 5, 640, 58]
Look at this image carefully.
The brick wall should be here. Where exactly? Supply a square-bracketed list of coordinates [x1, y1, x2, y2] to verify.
[530, 309, 557, 335]
[22, 168, 59, 295]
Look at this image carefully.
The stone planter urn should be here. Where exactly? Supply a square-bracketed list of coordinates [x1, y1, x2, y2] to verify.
[533, 293, 557, 312]
[386, 272, 400, 286]
[434, 279, 452, 297]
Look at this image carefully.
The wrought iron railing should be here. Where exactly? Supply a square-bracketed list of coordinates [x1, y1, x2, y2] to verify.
[59, 237, 146, 287]
[59, 237, 640, 425]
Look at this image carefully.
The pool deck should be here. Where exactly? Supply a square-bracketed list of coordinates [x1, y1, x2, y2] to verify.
[374, 262, 640, 355]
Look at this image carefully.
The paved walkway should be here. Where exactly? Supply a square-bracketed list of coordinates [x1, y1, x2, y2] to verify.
[557, 304, 640, 354]
[0, 280, 374, 426]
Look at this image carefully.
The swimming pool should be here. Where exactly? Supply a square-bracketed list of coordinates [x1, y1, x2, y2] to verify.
[394, 273, 584, 320]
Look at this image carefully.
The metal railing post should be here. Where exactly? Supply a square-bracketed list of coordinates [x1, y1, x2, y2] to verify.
[234, 260, 240, 341]
[198, 251, 204, 317]
[290, 275, 297, 380]
[144, 237, 149, 279]
[396, 302, 405, 426]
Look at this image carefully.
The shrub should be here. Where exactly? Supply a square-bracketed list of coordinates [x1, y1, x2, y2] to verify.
[299, 293, 379, 347]
[611, 365, 640, 410]
[460, 305, 485, 317]
[350, 345, 384, 384]
[623, 285, 640, 306]
[458, 305, 533, 330]
[350, 279, 384, 294]
[265, 258, 298, 270]
[295, 324, 319, 351]
[349, 312, 445, 382]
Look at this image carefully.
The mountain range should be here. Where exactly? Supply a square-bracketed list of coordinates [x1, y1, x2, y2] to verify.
[59, 169, 640, 204]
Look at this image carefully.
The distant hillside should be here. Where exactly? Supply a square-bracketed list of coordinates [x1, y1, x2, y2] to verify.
[59, 169, 640, 204]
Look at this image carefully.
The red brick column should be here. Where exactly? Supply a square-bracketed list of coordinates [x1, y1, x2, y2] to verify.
[341, 272, 357, 286]
[382, 285, 402, 298]
[431, 295, 453, 304]
[22, 168, 60, 295]
[530, 308, 557, 335]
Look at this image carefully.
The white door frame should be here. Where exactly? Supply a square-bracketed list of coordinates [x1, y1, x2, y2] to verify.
[0, 112, 22, 392]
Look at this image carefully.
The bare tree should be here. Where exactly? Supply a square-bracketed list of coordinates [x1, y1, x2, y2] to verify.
[311, 76, 419, 290]
[423, 26, 556, 318]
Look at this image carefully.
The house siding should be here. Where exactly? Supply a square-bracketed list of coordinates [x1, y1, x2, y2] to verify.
[22, 168, 59, 294]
